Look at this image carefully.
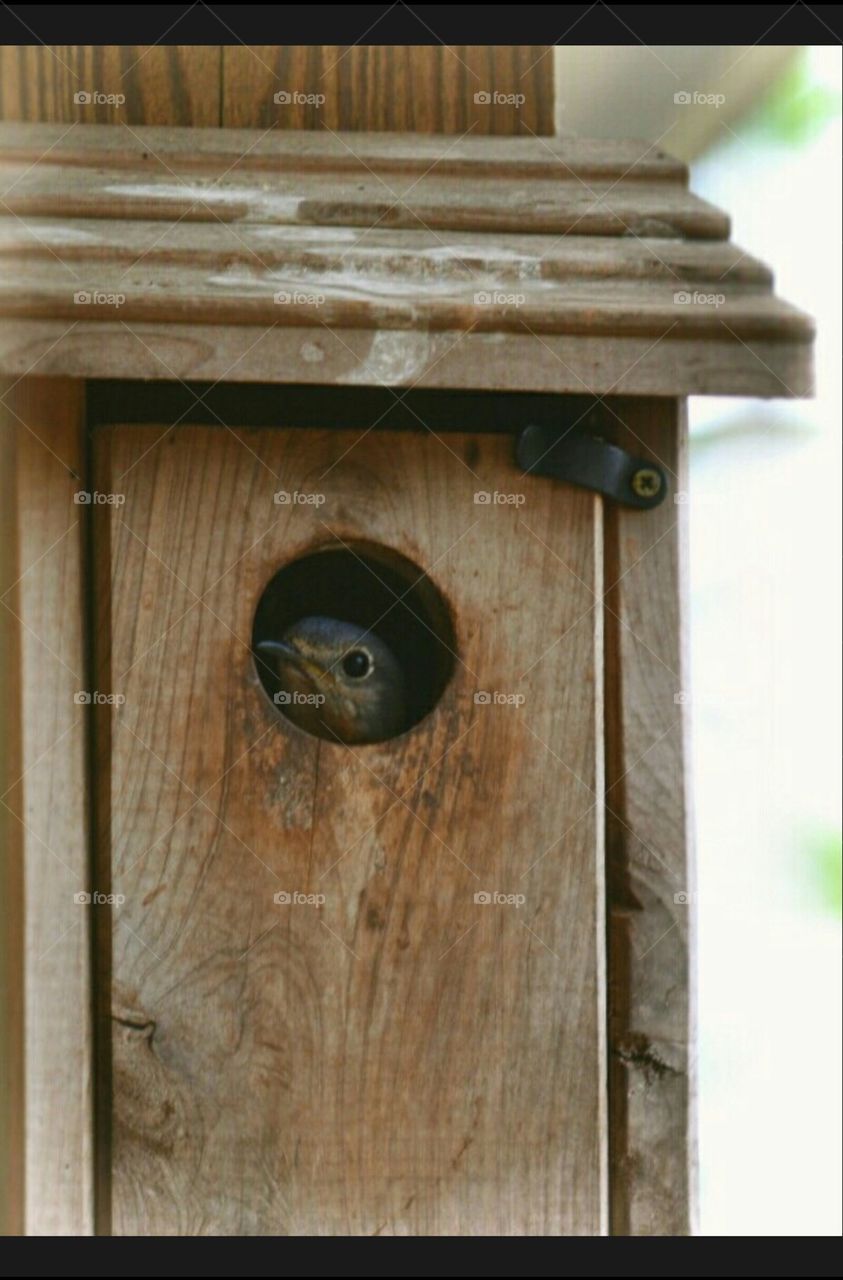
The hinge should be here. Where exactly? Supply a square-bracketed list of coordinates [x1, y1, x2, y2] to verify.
[516, 422, 667, 510]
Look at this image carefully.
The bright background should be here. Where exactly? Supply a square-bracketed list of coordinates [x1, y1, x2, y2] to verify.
[558, 43, 842, 1236]
[690, 47, 841, 1238]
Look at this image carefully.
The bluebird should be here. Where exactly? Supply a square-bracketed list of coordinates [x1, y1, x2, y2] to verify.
[255, 615, 407, 744]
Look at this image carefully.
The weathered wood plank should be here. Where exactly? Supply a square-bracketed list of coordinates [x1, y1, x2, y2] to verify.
[0, 218, 773, 282]
[0, 320, 813, 398]
[92, 423, 607, 1235]
[0, 378, 94, 1235]
[0, 258, 805, 341]
[0, 122, 676, 180]
[222, 45, 555, 135]
[603, 399, 695, 1235]
[0, 382, 24, 1237]
[0, 162, 728, 239]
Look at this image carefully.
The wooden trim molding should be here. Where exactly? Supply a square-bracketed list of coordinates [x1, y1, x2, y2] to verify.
[0, 123, 814, 397]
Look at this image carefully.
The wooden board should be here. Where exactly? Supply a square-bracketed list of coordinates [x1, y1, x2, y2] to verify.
[0, 156, 727, 240]
[603, 401, 695, 1235]
[0, 222, 804, 342]
[0, 321, 812, 400]
[0, 378, 93, 1235]
[0, 46, 552, 136]
[0, 46, 220, 126]
[222, 46, 555, 135]
[91, 423, 607, 1235]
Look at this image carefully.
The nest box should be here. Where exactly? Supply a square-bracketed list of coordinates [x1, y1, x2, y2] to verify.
[0, 124, 813, 1236]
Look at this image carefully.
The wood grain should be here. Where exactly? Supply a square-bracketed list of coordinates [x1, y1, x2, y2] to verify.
[603, 399, 695, 1234]
[0, 123, 813, 395]
[0, 320, 813, 399]
[0, 381, 24, 1235]
[1, 222, 805, 342]
[222, 46, 554, 135]
[0, 47, 220, 126]
[0, 157, 728, 240]
[0, 121, 685, 179]
[92, 423, 607, 1235]
[0, 378, 93, 1234]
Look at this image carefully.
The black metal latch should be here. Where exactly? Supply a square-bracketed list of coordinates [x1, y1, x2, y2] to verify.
[516, 423, 666, 510]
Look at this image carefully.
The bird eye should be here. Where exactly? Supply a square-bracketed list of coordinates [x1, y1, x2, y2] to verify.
[342, 649, 371, 679]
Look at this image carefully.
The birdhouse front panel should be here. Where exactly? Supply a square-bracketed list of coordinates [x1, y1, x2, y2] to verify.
[91, 422, 606, 1235]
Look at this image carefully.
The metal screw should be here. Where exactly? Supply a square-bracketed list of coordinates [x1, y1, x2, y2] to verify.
[630, 467, 663, 499]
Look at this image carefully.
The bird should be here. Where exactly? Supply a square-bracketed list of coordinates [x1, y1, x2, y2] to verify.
[255, 615, 407, 745]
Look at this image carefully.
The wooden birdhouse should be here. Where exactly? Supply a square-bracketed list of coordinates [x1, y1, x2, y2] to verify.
[0, 118, 813, 1238]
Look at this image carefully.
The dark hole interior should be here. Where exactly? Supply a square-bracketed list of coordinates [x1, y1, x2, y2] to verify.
[252, 543, 457, 742]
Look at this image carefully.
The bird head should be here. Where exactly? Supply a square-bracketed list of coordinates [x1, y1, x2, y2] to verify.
[255, 615, 407, 745]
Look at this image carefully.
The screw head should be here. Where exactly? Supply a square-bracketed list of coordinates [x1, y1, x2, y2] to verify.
[631, 467, 663, 500]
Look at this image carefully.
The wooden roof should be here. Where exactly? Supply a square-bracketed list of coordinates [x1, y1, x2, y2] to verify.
[0, 123, 813, 396]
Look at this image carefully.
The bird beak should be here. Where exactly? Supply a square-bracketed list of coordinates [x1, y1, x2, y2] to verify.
[255, 639, 326, 682]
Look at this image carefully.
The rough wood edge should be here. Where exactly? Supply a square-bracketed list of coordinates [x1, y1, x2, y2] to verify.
[0, 322, 815, 399]
[603, 398, 696, 1235]
[0, 377, 94, 1235]
[0, 121, 681, 178]
[0, 382, 24, 1235]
